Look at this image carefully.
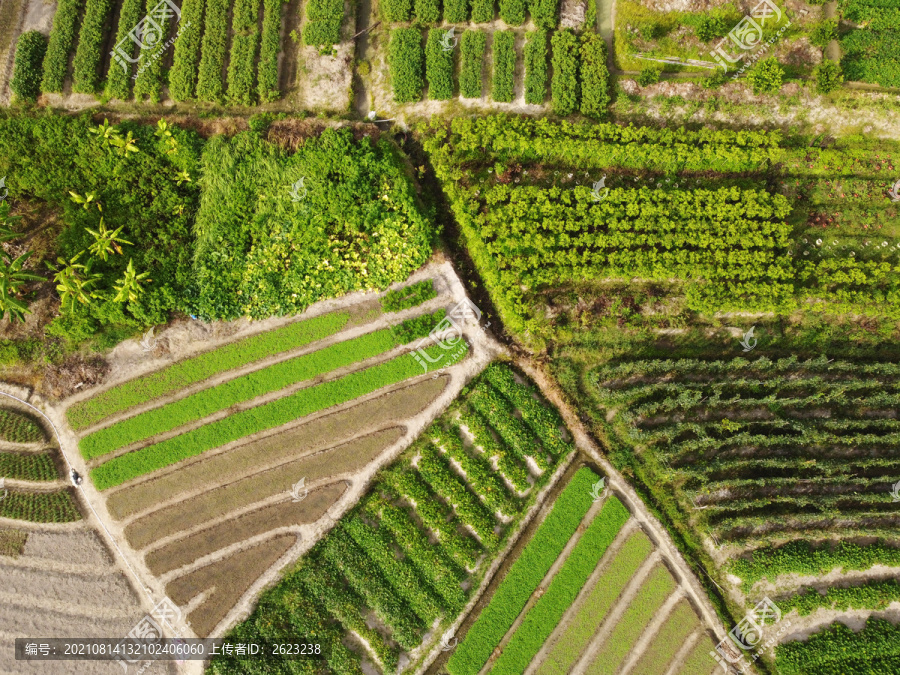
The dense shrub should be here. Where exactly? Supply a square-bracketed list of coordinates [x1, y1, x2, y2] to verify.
[810, 18, 837, 48]
[498, 0, 525, 25]
[40, 0, 84, 92]
[459, 30, 486, 98]
[10, 32, 47, 102]
[389, 28, 425, 103]
[694, 14, 728, 42]
[491, 30, 515, 103]
[305, 0, 344, 45]
[426, 29, 454, 100]
[470, 0, 493, 23]
[637, 64, 661, 86]
[579, 32, 609, 117]
[814, 59, 843, 93]
[528, 0, 557, 29]
[196, 0, 231, 102]
[523, 30, 547, 105]
[71, 0, 113, 93]
[104, 0, 144, 100]
[550, 29, 579, 115]
[415, 0, 441, 23]
[168, 0, 207, 100]
[132, 0, 173, 103]
[746, 56, 784, 94]
[443, 0, 468, 23]
[382, 0, 413, 22]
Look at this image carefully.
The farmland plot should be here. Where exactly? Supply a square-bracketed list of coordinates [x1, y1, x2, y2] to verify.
[64, 268, 492, 642]
[207, 360, 576, 673]
[445, 465, 719, 675]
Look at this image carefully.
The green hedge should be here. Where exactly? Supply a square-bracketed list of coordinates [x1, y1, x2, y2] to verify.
[444, 0, 468, 23]
[447, 467, 599, 675]
[382, 0, 413, 22]
[71, 0, 114, 93]
[0, 452, 57, 481]
[40, 0, 84, 92]
[579, 32, 609, 118]
[426, 29, 454, 100]
[459, 30, 486, 98]
[104, 0, 144, 99]
[168, 0, 207, 100]
[258, 0, 286, 102]
[499, 0, 525, 23]
[491, 496, 630, 674]
[11, 32, 47, 102]
[91, 342, 464, 489]
[389, 28, 425, 103]
[528, 0, 557, 29]
[380, 279, 436, 312]
[305, 0, 344, 45]
[491, 30, 515, 103]
[523, 29, 547, 105]
[68, 311, 349, 430]
[81, 315, 437, 459]
[551, 29, 579, 115]
[415, 0, 441, 23]
[196, 0, 230, 101]
[470, 0, 493, 22]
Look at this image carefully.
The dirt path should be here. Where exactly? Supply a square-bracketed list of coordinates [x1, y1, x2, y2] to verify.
[824, 1, 840, 62]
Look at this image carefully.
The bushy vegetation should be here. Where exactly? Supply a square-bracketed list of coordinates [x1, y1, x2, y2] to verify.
[776, 617, 900, 674]
[746, 56, 784, 94]
[814, 59, 843, 94]
[192, 128, 433, 319]
[196, 0, 231, 102]
[11, 32, 47, 102]
[491, 31, 515, 103]
[499, 0, 526, 25]
[444, 0, 468, 23]
[71, 0, 114, 93]
[528, 0, 558, 29]
[258, 0, 286, 101]
[104, 0, 144, 100]
[168, 0, 208, 101]
[579, 32, 609, 117]
[550, 30, 579, 115]
[208, 363, 572, 675]
[382, 0, 413, 22]
[0, 409, 46, 443]
[459, 30, 487, 98]
[415, 0, 441, 23]
[523, 30, 547, 105]
[380, 279, 436, 312]
[470, 0, 493, 23]
[0, 452, 57, 481]
[426, 29, 454, 100]
[40, 0, 84, 93]
[389, 28, 425, 102]
[305, 0, 344, 46]
[0, 489, 81, 522]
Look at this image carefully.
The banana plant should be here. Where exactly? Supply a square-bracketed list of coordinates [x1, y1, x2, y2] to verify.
[47, 252, 102, 312]
[88, 118, 122, 152]
[155, 120, 178, 154]
[113, 258, 151, 303]
[0, 251, 42, 322]
[0, 202, 21, 243]
[174, 170, 191, 185]
[86, 218, 132, 261]
[69, 191, 102, 212]
[110, 131, 139, 157]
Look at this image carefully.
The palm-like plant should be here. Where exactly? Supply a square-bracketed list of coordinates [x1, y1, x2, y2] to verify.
[47, 252, 102, 312]
[0, 202, 21, 243]
[86, 218, 132, 261]
[174, 170, 191, 185]
[110, 131, 139, 157]
[154, 119, 178, 154]
[113, 258, 151, 303]
[69, 191, 102, 212]
[88, 119, 122, 152]
[0, 251, 42, 322]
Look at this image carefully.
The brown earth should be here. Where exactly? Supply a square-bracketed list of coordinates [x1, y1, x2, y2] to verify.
[124, 427, 405, 550]
[167, 534, 297, 638]
[0, 527, 25, 556]
[106, 376, 449, 520]
[20, 528, 112, 566]
[145, 481, 348, 576]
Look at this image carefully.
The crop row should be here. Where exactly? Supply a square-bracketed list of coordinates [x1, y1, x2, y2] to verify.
[305, 0, 344, 46]
[68, 310, 350, 430]
[380, 279, 436, 312]
[492, 31, 515, 103]
[0, 409, 46, 443]
[426, 29, 454, 100]
[459, 408, 531, 491]
[550, 29, 578, 115]
[0, 452, 57, 481]
[491, 496, 630, 674]
[460, 30, 487, 98]
[382, 0, 559, 24]
[196, 0, 231, 102]
[447, 467, 599, 675]
[104, 0, 144, 99]
[40, 0, 83, 92]
[257, 0, 285, 101]
[524, 30, 547, 104]
[779, 578, 900, 616]
[579, 33, 609, 118]
[776, 617, 900, 675]
[444, 0, 467, 22]
[0, 489, 81, 523]
[537, 530, 655, 675]
[132, 0, 174, 103]
[415, 0, 441, 22]
[469, 380, 550, 470]
[168, 0, 207, 101]
[90, 341, 463, 489]
[10, 32, 46, 102]
[390, 28, 425, 103]
[71, 0, 113, 93]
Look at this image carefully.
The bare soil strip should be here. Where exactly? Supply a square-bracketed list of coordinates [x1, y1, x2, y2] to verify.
[0, 562, 141, 614]
[0, 528, 26, 557]
[145, 481, 348, 575]
[167, 534, 297, 638]
[20, 528, 112, 566]
[124, 428, 404, 550]
[106, 376, 448, 520]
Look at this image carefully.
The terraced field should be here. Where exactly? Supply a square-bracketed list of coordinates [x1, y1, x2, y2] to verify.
[445, 465, 719, 675]
[64, 272, 483, 640]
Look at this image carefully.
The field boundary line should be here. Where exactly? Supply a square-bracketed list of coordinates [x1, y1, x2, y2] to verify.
[570, 551, 661, 675]
[0, 477, 67, 491]
[0, 440, 55, 453]
[523, 518, 641, 675]
[476, 492, 614, 675]
[618, 588, 685, 675]
[662, 629, 704, 675]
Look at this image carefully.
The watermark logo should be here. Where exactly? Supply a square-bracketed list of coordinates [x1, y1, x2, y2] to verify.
[139, 327, 157, 352]
[0, 478, 6, 501]
[890, 479, 900, 502]
[110, 0, 182, 73]
[589, 478, 605, 502]
[440, 633, 457, 651]
[708, 0, 790, 74]
[711, 597, 790, 672]
[0, 177, 7, 201]
[411, 299, 482, 374]
[291, 477, 309, 503]
[440, 27, 458, 52]
[115, 597, 182, 673]
[739, 326, 757, 352]
[888, 179, 900, 203]
[591, 176, 609, 202]
[289, 177, 307, 202]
